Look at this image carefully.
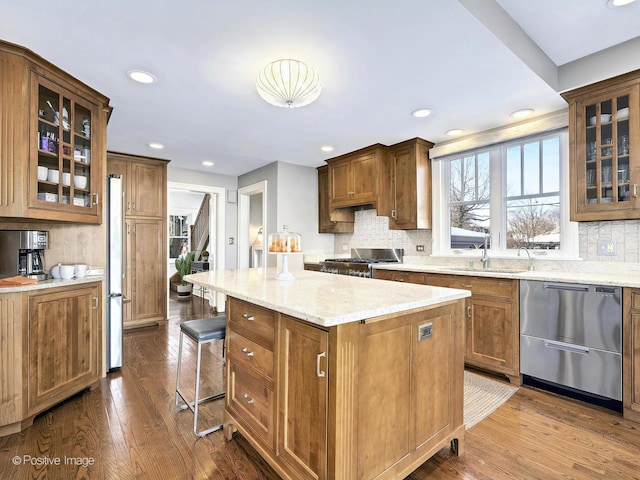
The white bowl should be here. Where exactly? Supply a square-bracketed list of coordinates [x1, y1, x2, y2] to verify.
[617, 107, 629, 120]
[47, 169, 59, 183]
[37, 166, 48, 181]
[74, 175, 88, 189]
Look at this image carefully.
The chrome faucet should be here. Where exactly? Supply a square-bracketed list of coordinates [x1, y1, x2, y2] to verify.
[517, 247, 535, 271]
[481, 233, 490, 269]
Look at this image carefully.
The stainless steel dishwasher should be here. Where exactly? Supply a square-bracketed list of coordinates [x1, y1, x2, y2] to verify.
[520, 279, 622, 408]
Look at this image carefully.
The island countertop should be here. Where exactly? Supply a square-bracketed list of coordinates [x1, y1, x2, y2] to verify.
[185, 268, 470, 327]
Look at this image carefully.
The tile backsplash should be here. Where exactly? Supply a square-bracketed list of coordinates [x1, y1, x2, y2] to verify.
[335, 210, 640, 264]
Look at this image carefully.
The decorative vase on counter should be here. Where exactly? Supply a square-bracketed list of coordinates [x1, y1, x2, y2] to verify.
[268, 225, 302, 280]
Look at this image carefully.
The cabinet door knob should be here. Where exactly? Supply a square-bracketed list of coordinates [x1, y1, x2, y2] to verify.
[316, 351, 326, 378]
[242, 393, 255, 404]
[241, 313, 255, 321]
[241, 347, 254, 357]
[391, 209, 396, 219]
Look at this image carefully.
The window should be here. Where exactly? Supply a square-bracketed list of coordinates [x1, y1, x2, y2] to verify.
[169, 214, 191, 259]
[433, 129, 577, 258]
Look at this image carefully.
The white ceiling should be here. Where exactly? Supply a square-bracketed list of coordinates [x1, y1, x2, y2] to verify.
[1, 0, 639, 177]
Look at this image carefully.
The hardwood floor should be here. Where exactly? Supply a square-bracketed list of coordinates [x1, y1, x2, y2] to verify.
[1, 292, 640, 479]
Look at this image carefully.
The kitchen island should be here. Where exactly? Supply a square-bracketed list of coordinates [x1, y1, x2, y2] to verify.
[185, 268, 470, 480]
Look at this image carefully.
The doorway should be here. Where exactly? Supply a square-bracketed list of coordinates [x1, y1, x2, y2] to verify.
[238, 181, 267, 269]
[168, 181, 226, 309]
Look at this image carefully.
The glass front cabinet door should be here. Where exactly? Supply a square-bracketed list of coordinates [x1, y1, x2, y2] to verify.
[30, 74, 102, 222]
[564, 71, 640, 222]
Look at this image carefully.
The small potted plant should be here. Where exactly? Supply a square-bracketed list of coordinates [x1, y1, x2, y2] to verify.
[175, 251, 195, 298]
[201, 250, 210, 262]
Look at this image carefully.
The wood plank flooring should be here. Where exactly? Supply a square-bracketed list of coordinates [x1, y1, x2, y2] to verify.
[1, 292, 639, 479]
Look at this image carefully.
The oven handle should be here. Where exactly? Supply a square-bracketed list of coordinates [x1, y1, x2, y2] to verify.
[543, 339, 590, 355]
[543, 282, 589, 292]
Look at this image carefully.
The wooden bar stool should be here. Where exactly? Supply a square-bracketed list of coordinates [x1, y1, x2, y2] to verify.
[175, 315, 226, 436]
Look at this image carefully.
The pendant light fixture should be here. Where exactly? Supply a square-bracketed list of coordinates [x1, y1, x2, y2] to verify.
[256, 59, 322, 108]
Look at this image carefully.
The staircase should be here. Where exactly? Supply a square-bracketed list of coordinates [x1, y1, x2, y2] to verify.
[190, 193, 211, 260]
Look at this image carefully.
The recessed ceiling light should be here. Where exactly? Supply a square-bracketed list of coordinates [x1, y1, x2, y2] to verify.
[607, 0, 636, 6]
[127, 70, 157, 84]
[321, 146, 334, 152]
[412, 108, 432, 118]
[446, 129, 464, 136]
[202, 160, 214, 167]
[148, 142, 164, 149]
[510, 108, 534, 119]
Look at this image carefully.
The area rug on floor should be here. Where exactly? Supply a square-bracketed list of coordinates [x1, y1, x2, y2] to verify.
[464, 370, 518, 429]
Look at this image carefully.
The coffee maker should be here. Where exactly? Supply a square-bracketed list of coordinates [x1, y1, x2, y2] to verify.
[0, 230, 49, 280]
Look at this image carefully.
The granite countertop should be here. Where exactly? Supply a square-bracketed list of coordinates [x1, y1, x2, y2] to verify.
[185, 268, 470, 327]
[372, 263, 640, 288]
[0, 275, 105, 293]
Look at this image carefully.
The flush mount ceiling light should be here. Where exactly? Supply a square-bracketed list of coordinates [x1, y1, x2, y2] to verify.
[127, 70, 157, 84]
[607, 0, 636, 6]
[148, 142, 164, 149]
[256, 59, 322, 108]
[510, 108, 534, 119]
[446, 129, 464, 136]
[411, 108, 432, 118]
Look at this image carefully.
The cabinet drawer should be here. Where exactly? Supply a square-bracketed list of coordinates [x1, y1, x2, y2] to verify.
[228, 298, 276, 344]
[428, 274, 514, 298]
[631, 290, 640, 310]
[374, 269, 427, 285]
[228, 360, 275, 448]
[227, 330, 274, 379]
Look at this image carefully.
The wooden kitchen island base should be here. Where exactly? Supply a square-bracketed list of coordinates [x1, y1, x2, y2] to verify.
[220, 294, 466, 480]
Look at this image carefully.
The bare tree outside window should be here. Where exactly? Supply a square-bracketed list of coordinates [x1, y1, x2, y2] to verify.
[450, 152, 491, 248]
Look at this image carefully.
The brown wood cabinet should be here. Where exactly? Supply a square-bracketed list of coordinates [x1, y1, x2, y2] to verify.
[0, 41, 111, 224]
[624, 288, 640, 422]
[317, 166, 353, 233]
[562, 70, 640, 221]
[427, 273, 520, 384]
[373, 268, 428, 285]
[382, 138, 434, 230]
[223, 295, 465, 480]
[0, 282, 102, 437]
[327, 144, 385, 210]
[107, 152, 169, 329]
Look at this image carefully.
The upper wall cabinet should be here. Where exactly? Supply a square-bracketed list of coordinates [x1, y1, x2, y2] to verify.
[317, 166, 354, 233]
[381, 138, 434, 230]
[327, 144, 385, 209]
[0, 41, 111, 224]
[562, 70, 640, 222]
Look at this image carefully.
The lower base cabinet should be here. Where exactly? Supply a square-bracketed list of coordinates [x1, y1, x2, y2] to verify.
[224, 296, 465, 480]
[0, 283, 102, 437]
[373, 269, 520, 384]
[624, 288, 640, 422]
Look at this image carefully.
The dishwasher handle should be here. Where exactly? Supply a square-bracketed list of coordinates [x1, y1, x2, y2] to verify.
[544, 339, 590, 355]
[543, 282, 589, 292]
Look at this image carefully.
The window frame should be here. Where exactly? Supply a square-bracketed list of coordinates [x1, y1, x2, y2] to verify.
[432, 129, 579, 260]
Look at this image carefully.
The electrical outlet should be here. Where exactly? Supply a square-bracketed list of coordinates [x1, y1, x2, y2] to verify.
[228, 237, 234, 245]
[416, 245, 425, 252]
[597, 240, 616, 256]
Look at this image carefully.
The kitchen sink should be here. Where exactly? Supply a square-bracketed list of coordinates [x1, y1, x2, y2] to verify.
[440, 266, 527, 274]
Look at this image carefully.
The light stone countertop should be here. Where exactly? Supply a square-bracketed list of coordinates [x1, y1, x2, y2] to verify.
[185, 268, 470, 327]
[372, 263, 640, 288]
[0, 275, 105, 293]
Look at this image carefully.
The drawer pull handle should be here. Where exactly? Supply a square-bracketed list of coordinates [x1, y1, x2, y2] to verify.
[316, 352, 326, 378]
[242, 313, 255, 321]
[242, 393, 255, 404]
[460, 284, 472, 288]
[466, 306, 472, 318]
[241, 347, 254, 357]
